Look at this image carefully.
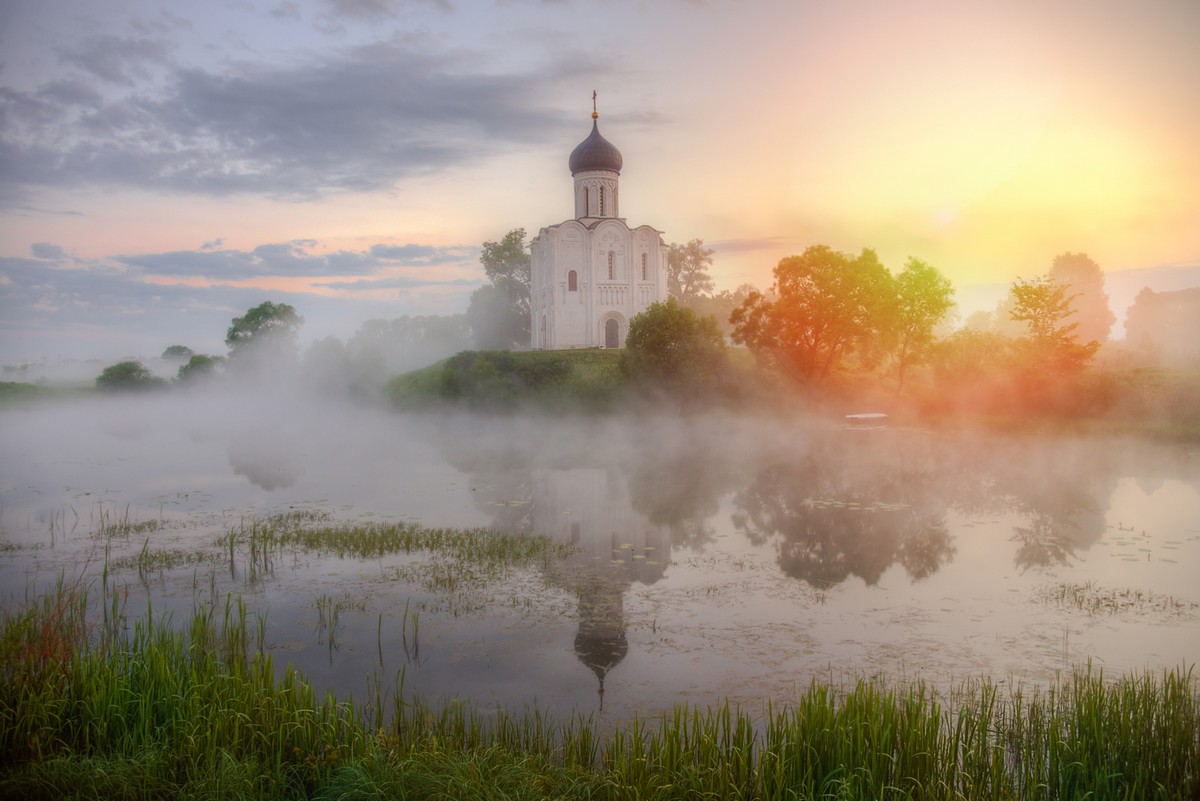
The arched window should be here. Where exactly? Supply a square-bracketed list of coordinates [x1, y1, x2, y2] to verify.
[641, 253, 647, 281]
[568, 270, 578, 291]
[599, 187, 605, 216]
[607, 251, 614, 280]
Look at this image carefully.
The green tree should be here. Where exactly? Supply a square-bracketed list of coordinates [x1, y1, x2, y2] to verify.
[731, 245, 895, 380]
[468, 229, 530, 349]
[890, 258, 955, 395]
[225, 302, 304, 371]
[96, 361, 166, 392]
[176, 354, 224, 384]
[667, 239, 716, 303]
[1048, 252, 1115, 344]
[161, 345, 194, 361]
[621, 297, 727, 396]
[1008, 275, 1098, 373]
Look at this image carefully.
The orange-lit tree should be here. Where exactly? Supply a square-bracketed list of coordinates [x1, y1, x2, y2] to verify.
[731, 245, 894, 381]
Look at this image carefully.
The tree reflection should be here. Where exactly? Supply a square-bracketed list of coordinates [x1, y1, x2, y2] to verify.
[733, 434, 954, 589]
[967, 437, 1108, 570]
[227, 440, 301, 490]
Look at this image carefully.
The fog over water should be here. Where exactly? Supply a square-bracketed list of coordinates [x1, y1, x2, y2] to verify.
[2, 388, 1198, 721]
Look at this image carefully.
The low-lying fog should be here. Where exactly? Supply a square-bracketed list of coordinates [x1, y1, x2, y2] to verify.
[2, 387, 1198, 720]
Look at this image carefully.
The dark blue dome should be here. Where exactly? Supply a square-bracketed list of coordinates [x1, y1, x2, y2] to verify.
[569, 119, 623, 175]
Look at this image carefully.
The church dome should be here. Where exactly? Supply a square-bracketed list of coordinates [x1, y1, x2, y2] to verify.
[569, 119, 623, 175]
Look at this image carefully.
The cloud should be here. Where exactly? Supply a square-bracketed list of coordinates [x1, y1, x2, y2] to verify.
[31, 242, 67, 260]
[97, 238, 476, 282]
[319, 0, 452, 19]
[320, 275, 482, 291]
[56, 34, 173, 85]
[1, 39, 586, 203]
[369, 243, 474, 264]
[0, 245, 477, 362]
[114, 240, 389, 279]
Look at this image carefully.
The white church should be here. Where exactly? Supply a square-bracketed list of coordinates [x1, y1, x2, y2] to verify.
[530, 103, 668, 349]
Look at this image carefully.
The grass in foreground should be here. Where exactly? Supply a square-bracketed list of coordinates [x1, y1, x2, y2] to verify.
[1, 585, 1197, 800]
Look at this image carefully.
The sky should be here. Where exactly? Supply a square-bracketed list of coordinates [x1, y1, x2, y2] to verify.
[1, 0, 1198, 364]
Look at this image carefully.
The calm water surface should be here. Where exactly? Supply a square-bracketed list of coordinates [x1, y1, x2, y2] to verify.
[2, 392, 1198, 722]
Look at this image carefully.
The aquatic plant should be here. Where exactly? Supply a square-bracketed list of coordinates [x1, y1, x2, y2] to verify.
[2, 585, 1196, 800]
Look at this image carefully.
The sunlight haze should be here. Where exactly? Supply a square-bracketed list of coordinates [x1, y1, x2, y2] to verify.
[1, 0, 1197, 361]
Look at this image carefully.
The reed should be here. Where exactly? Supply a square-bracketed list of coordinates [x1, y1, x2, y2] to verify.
[2, 586, 1197, 800]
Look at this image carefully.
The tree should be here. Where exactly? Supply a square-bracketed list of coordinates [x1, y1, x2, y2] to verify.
[1008, 275, 1098, 373]
[731, 245, 895, 380]
[96, 361, 166, 392]
[225, 302, 304, 372]
[685, 283, 756, 339]
[621, 298, 727, 396]
[667, 239, 716, 303]
[890, 258, 955, 394]
[1048, 252, 1115, 344]
[176, 354, 223, 384]
[161, 345, 194, 361]
[1124, 287, 1200, 365]
[468, 229, 531, 349]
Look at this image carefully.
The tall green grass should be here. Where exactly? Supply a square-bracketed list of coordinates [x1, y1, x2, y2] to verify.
[2, 585, 1197, 800]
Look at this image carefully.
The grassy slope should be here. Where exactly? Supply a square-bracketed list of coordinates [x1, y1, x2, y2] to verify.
[0, 381, 91, 408]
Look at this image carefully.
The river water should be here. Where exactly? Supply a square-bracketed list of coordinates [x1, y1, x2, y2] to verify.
[2, 392, 1198, 722]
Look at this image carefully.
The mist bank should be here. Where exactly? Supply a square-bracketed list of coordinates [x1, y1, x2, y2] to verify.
[380, 349, 1200, 441]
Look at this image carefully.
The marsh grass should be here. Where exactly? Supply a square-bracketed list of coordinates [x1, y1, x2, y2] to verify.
[2, 581, 1197, 800]
[1036, 580, 1199, 618]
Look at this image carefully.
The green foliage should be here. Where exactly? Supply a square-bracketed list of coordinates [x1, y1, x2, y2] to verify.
[1008, 275, 1099, 373]
[176, 354, 224, 383]
[666, 239, 716, 302]
[621, 297, 727, 397]
[95, 361, 166, 392]
[0, 381, 61, 406]
[731, 245, 895, 380]
[469, 229, 531, 349]
[387, 349, 623, 412]
[160, 344, 194, 360]
[890, 257, 955, 394]
[225, 301, 304, 358]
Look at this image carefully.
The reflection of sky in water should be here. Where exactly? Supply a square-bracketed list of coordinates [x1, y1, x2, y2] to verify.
[1, 398, 1198, 721]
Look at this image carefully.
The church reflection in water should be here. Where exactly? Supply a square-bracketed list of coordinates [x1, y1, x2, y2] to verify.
[490, 467, 670, 709]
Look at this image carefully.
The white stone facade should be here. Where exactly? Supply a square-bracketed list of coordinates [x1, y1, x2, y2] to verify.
[530, 119, 668, 349]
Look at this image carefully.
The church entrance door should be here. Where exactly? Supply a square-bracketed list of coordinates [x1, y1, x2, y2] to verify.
[605, 318, 619, 348]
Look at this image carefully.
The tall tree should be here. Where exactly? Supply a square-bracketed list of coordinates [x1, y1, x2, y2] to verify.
[226, 302, 304, 356]
[731, 245, 895, 380]
[667, 239, 716, 303]
[890, 258, 955, 395]
[1048, 252, 1115, 344]
[225, 301, 304, 375]
[1008, 275, 1098, 372]
[468, 228, 530, 349]
[621, 297, 727, 396]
